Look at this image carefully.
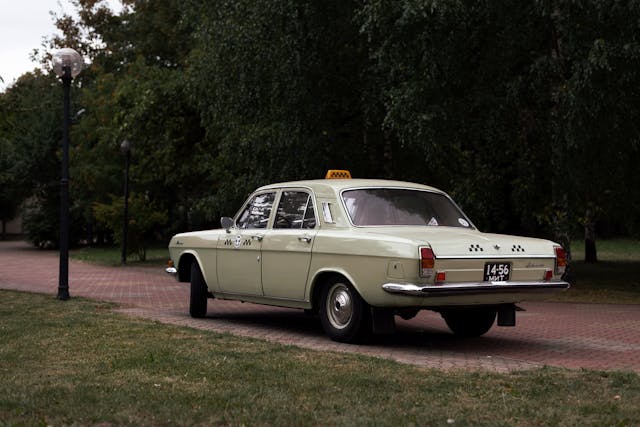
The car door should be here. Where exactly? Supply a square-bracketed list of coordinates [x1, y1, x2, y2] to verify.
[261, 190, 318, 300]
[217, 191, 276, 296]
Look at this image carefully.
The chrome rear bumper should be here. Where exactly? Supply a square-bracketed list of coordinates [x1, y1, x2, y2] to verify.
[382, 281, 570, 297]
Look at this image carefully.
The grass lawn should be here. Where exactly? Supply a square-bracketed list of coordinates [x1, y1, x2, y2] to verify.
[1, 290, 639, 426]
[552, 239, 640, 304]
[70, 245, 169, 267]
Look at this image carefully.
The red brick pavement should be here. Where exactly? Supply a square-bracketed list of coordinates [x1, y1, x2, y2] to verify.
[2, 240, 639, 372]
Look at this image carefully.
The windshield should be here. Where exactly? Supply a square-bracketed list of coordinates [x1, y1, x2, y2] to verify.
[342, 188, 472, 228]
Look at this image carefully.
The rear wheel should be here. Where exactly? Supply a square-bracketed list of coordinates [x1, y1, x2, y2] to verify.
[441, 307, 496, 338]
[190, 262, 208, 318]
[319, 277, 371, 343]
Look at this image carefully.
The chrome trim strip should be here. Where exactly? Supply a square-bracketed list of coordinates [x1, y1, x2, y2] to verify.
[213, 291, 310, 308]
[435, 255, 555, 260]
[382, 281, 570, 297]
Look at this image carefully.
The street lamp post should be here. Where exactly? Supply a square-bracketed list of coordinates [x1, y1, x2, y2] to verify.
[52, 48, 83, 301]
[120, 139, 131, 265]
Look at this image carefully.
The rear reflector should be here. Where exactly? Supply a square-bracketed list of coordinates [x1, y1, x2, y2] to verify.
[544, 269, 553, 281]
[435, 271, 446, 283]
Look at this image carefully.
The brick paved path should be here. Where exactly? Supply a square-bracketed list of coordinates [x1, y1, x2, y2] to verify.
[2, 241, 639, 372]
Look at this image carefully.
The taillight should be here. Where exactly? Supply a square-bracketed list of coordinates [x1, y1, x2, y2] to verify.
[543, 269, 553, 281]
[420, 246, 435, 277]
[554, 246, 567, 275]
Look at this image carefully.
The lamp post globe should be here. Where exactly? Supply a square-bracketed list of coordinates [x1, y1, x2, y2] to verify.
[52, 48, 83, 301]
[52, 48, 83, 79]
[120, 139, 130, 154]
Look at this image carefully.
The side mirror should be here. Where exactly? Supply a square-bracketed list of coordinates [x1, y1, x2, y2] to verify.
[221, 216, 235, 233]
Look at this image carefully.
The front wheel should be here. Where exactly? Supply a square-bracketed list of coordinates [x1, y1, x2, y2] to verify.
[319, 277, 371, 343]
[190, 262, 208, 318]
[441, 307, 496, 338]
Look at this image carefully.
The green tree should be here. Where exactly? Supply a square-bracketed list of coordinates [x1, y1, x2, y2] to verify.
[0, 138, 23, 239]
[359, 1, 558, 233]
[45, 0, 207, 240]
[0, 88, 25, 238]
[0, 71, 86, 247]
[186, 0, 372, 219]
[540, 0, 640, 261]
[3, 0, 639, 254]
[358, 0, 640, 257]
[93, 193, 167, 260]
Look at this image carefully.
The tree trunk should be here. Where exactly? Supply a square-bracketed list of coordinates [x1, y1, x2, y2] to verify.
[382, 128, 393, 178]
[553, 194, 572, 261]
[86, 214, 94, 246]
[183, 192, 189, 232]
[584, 236, 597, 263]
[549, 11, 572, 262]
[584, 204, 597, 263]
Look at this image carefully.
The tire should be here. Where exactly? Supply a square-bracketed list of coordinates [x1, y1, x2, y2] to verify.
[441, 307, 497, 338]
[190, 262, 208, 318]
[319, 277, 371, 343]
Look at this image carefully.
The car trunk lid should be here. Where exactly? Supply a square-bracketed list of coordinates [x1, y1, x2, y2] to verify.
[362, 227, 555, 258]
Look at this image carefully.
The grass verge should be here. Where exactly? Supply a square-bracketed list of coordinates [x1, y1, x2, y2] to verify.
[70, 245, 169, 267]
[1, 290, 639, 426]
[552, 239, 640, 304]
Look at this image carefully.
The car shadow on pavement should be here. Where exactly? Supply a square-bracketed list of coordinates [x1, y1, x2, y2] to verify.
[206, 309, 327, 338]
[203, 306, 528, 352]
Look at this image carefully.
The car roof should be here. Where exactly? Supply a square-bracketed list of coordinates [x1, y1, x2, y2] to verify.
[255, 179, 444, 198]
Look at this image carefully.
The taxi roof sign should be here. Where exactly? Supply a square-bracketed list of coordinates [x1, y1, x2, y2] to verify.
[325, 170, 352, 179]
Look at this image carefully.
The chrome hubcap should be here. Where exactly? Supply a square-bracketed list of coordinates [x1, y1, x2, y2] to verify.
[327, 283, 353, 329]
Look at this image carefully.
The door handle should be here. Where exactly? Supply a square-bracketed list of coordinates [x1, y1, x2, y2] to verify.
[298, 235, 312, 243]
[251, 234, 264, 241]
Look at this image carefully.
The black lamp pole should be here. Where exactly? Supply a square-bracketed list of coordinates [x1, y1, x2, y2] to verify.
[120, 140, 131, 265]
[53, 47, 82, 300]
[57, 66, 72, 300]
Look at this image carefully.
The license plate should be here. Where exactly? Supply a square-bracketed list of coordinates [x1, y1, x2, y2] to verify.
[484, 262, 511, 282]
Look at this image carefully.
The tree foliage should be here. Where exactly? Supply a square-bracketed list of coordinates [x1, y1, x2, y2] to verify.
[93, 192, 167, 260]
[0, 71, 72, 245]
[186, 0, 372, 217]
[0, 0, 639, 258]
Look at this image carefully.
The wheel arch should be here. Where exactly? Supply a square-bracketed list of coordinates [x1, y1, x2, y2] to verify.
[176, 251, 204, 283]
[308, 269, 361, 312]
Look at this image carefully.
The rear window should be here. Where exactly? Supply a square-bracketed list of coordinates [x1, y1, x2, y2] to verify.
[341, 188, 472, 228]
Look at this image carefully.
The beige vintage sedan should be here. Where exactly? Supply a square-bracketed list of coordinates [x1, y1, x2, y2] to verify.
[167, 171, 569, 343]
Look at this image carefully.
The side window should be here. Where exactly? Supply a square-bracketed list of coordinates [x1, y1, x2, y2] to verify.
[236, 192, 276, 229]
[302, 197, 316, 229]
[274, 191, 316, 229]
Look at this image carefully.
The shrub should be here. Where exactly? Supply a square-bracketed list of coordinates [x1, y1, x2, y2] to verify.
[93, 193, 167, 261]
